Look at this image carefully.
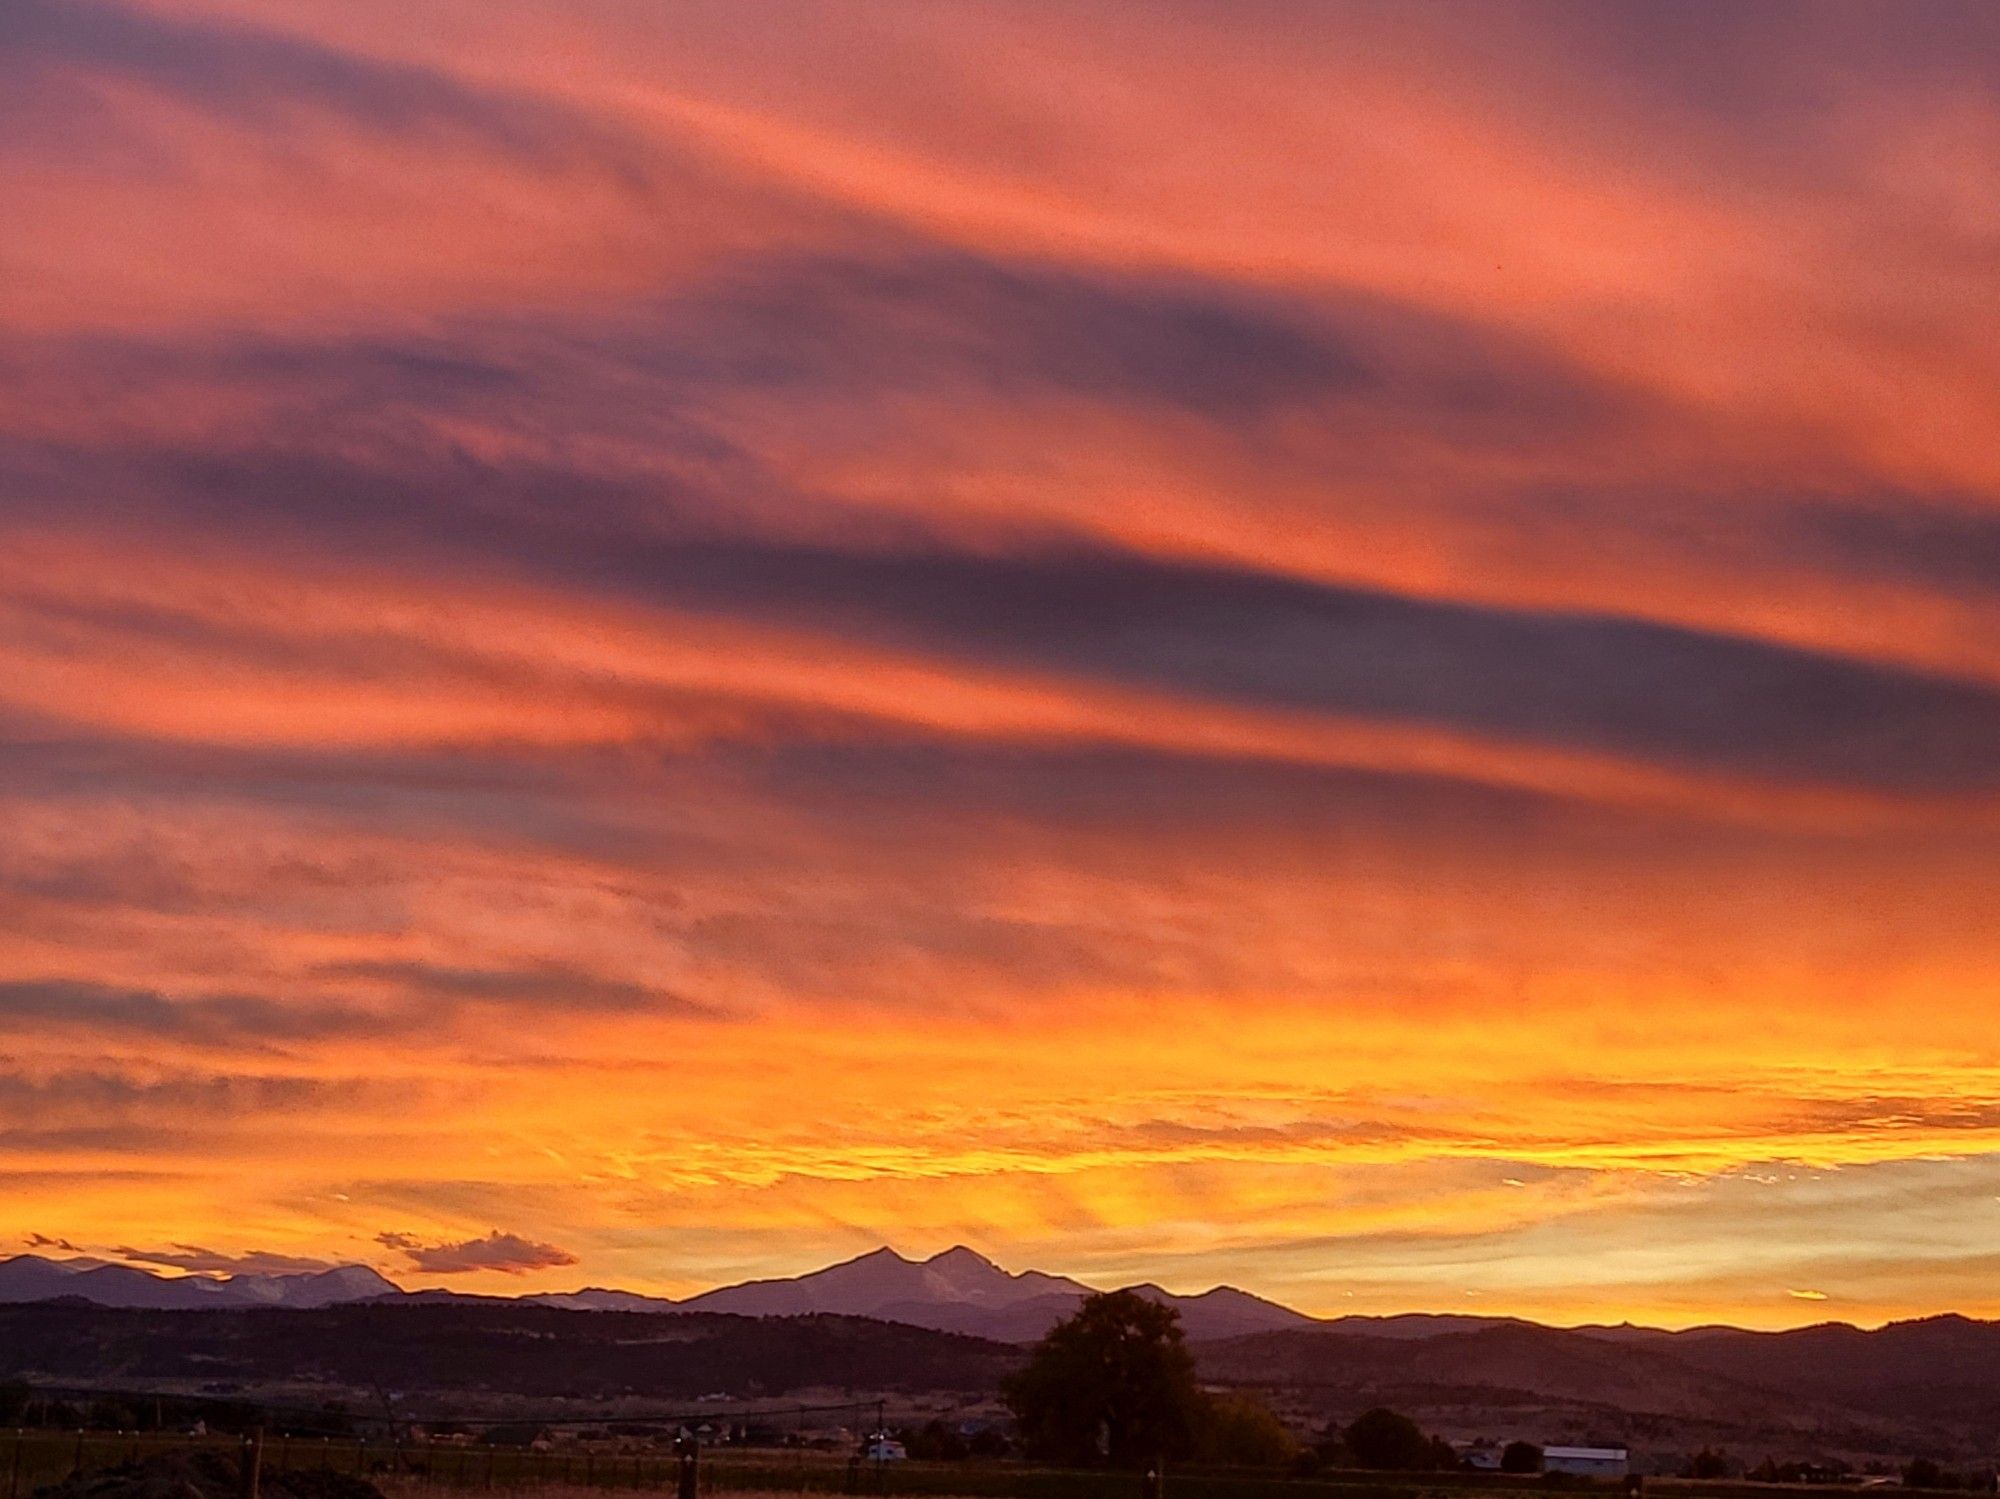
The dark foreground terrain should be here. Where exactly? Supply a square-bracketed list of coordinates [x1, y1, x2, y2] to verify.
[1198, 1316, 2000, 1467]
[0, 1299, 1016, 1401]
[11, 1301, 2000, 1471]
[31, 1448, 385, 1499]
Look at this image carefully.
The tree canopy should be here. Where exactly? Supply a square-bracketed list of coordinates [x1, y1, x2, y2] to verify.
[1002, 1290, 1208, 1468]
[1199, 1393, 1299, 1468]
[1342, 1407, 1437, 1471]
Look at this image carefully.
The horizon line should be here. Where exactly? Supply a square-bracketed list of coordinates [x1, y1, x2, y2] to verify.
[8, 1241, 1982, 1337]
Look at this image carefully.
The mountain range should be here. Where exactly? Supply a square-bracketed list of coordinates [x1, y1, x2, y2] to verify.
[0, 1245, 1312, 1341]
[530, 1246, 1316, 1342]
[0, 1255, 400, 1311]
[8, 1244, 1999, 1388]
[13, 1247, 2000, 1463]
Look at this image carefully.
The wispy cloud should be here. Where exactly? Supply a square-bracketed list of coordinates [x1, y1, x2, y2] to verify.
[378, 1230, 577, 1276]
[1, 0, 1998, 1322]
[114, 1243, 336, 1275]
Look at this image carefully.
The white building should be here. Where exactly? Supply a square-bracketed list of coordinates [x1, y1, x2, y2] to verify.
[1544, 1446, 1629, 1478]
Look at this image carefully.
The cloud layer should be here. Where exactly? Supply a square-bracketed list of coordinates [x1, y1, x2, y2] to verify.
[2, 0, 1998, 1324]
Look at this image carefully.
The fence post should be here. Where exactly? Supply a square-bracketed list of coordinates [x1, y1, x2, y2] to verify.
[71, 1430, 84, 1478]
[674, 1436, 697, 1499]
[10, 1430, 21, 1499]
[241, 1431, 263, 1499]
[1141, 1458, 1163, 1499]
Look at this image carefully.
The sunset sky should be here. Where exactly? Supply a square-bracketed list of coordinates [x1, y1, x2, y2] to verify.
[5, 0, 2000, 1329]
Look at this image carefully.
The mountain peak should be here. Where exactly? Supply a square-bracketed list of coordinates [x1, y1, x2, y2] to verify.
[312, 1264, 400, 1287]
[852, 1246, 915, 1266]
[926, 1245, 999, 1270]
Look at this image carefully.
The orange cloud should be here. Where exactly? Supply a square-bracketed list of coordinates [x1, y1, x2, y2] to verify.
[3, 0, 1999, 1326]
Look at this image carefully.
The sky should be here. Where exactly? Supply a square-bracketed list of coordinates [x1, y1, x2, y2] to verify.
[3, 0, 2000, 1330]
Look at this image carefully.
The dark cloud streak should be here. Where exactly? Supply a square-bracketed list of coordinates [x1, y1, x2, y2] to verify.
[377, 1228, 576, 1275]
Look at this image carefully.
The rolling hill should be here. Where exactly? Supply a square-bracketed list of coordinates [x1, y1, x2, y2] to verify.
[0, 1299, 1015, 1402]
[1194, 1317, 2000, 1464]
[7, 1291, 2000, 1466]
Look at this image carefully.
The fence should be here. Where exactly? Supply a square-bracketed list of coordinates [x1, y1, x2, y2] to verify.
[0, 1427, 1655, 1499]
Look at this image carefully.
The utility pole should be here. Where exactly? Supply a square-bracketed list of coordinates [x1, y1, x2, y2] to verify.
[239, 1430, 263, 1499]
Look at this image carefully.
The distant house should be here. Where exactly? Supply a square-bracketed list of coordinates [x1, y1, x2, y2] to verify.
[1459, 1441, 1504, 1471]
[1545, 1447, 1629, 1478]
[863, 1437, 908, 1462]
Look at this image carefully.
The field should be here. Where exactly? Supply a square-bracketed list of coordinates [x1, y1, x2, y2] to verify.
[0, 1431, 1861, 1499]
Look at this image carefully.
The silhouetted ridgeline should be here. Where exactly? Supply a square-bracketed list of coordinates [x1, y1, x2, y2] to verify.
[1196, 1317, 2000, 1462]
[0, 1301, 1017, 1399]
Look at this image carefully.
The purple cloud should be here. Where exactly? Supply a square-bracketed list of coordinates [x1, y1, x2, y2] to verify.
[378, 1229, 577, 1276]
[115, 1243, 336, 1275]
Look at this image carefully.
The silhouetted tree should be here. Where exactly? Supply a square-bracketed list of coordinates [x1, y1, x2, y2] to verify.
[1198, 1394, 1298, 1468]
[1685, 1449, 1732, 1480]
[1311, 1434, 1353, 1469]
[901, 1419, 968, 1461]
[1002, 1290, 1205, 1468]
[1502, 1441, 1544, 1474]
[1343, 1408, 1436, 1471]
[967, 1428, 1009, 1459]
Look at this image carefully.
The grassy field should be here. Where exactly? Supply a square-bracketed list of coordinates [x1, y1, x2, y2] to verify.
[376, 1468, 1600, 1499]
[0, 1430, 1781, 1499]
[0, 1435, 1374, 1499]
